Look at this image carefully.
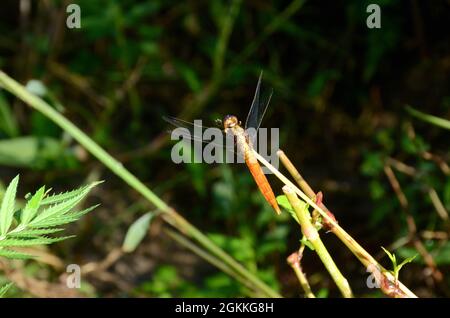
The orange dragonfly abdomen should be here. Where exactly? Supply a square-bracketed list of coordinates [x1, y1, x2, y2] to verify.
[244, 151, 281, 215]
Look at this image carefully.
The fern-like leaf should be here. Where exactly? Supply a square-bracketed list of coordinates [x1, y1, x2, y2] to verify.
[20, 185, 45, 224]
[40, 181, 102, 206]
[0, 249, 33, 259]
[28, 204, 99, 228]
[0, 283, 13, 297]
[64, 204, 100, 220]
[30, 190, 89, 225]
[0, 236, 73, 247]
[0, 177, 100, 261]
[8, 228, 63, 238]
[0, 175, 19, 236]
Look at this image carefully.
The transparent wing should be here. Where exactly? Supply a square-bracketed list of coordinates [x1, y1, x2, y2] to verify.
[244, 71, 274, 132]
[163, 116, 236, 151]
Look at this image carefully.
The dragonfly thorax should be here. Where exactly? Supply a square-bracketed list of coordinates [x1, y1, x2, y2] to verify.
[223, 115, 239, 129]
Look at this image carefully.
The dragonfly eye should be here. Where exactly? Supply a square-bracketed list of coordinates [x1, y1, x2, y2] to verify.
[223, 115, 238, 129]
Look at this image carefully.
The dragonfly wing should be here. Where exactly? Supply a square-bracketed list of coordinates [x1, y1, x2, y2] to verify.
[163, 116, 214, 132]
[163, 116, 236, 151]
[244, 72, 274, 135]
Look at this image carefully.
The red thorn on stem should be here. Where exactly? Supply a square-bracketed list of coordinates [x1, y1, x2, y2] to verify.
[315, 191, 338, 230]
[315, 191, 323, 206]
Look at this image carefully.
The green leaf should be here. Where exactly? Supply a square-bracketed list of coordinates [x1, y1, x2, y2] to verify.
[30, 182, 101, 225]
[381, 247, 416, 280]
[276, 195, 299, 224]
[369, 180, 385, 200]
[396, 254, 417, 272]
[0, 136, 71, 169]
[122, 212, 154, 252]
[40, 181, 102, 205]
[0, 179, 99, 260]
[64, 204, 100, 219]
[21, 186, 45, 224]
[316, 288, 329, 298]
[400, 136, 416, 154]
[30, 191, 89, 225]
[276, 195, 309, 225]
[0, 175, 19, 236]
[8, 228, 63, 238]
[0, 283, 13, 297]
[29, 204, 98, 228]
[40, 185, 89, 206]
[0, 236, 72, 247]
[0, 249, 33, 259]
[360, 152, 384, 177]
[381, 246, 396, 268]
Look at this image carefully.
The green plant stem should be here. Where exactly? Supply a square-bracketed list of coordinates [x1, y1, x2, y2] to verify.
[283, 186, 353, 298]
[0, 70, 280, 298]
[253, 149, 417, 298]
[277, 150, 315, 197]
[164, 228, 261, 297]
[279, 149, 425, 296]
[287, 250, 315, 298]
[160, 212, 280, 297]
[405, 105, 450, 130]
[291, 265, 315, 298]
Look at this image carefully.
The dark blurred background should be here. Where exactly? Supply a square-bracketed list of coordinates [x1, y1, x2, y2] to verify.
[0, 0, 449, 297]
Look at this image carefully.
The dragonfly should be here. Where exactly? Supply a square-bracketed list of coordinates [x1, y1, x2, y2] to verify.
[163, 73, 281, 215]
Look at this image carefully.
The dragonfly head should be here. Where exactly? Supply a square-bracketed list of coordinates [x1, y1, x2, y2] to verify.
[223, 115, 238, 130]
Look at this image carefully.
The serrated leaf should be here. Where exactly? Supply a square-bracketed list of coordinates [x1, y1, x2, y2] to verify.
[0, 236, 72, 247]
[40, 181, 102, 205]
[0, 248, 33, 259]
[8, 227, 63, 238]
[0, 175, 19, 236]
[65, 204, 99, 219]
[122, 212, 154, 252]
[21, 186, 45, 224]
[396, 254, 417, 272]
[30, 189, 90, 225]
[0, 283, 13, 297]
[28, 216, 80, 228]
[29, 204, 98, 228]
[40, 185, 88, 206]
